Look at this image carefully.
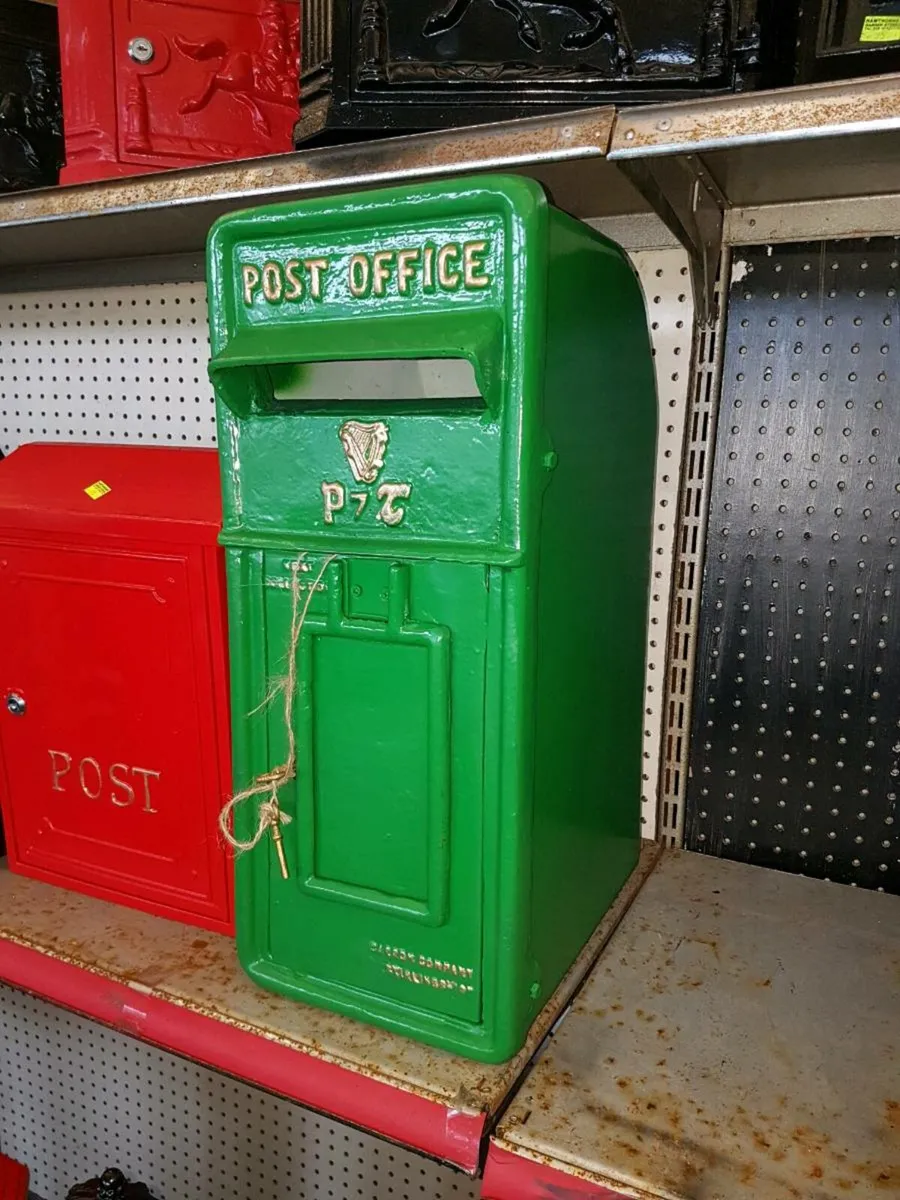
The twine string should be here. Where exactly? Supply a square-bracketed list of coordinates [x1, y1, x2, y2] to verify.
[218, 553, 337, 872]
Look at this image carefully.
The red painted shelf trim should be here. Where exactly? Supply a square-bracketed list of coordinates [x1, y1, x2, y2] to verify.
[483, 1144, 633, 1200]
[0, 938, 485, 1173]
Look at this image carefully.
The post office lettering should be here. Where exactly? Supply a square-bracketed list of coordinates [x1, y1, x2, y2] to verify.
[241, 239, 492, 306]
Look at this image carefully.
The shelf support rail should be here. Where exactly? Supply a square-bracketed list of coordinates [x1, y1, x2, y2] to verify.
[616, 153, 725, 326]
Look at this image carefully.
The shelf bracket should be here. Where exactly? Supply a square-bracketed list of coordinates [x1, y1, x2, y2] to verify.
[617, 154, 725, 324]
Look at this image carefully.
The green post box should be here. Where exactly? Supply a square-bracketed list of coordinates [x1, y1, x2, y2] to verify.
[207, 175, 656, 1063]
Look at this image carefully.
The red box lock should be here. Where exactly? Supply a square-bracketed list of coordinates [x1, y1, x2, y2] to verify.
[58, 0, 300, 185]
[0, 444, 233, 934]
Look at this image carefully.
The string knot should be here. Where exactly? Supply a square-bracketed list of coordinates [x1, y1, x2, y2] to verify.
[217, 764, 293, 854]
[217, 552, 336, 878]
[257, 796, 293, 833]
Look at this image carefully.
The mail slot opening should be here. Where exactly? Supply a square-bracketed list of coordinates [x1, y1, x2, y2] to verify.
[266, 357, 484, 411]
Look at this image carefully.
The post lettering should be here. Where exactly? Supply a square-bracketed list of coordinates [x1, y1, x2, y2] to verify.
[79, 756, 103, 800]
[47, 752, 160, 812]
[396, 249, 420, 295]
[305, 257, 330, 299]
[376, 483, 412, 527]
[348, 254, 370, 298]
[49, 749, 72, 792]
[242, 240, 492, 305]
[371, 251, 394, 297]
[133, 767, 161, 815]
[262, 261, 283, 302]
[284, 259, 304, 300]
[422, 245, 435, 292]
[241, 264, 260, 305]
[463, 241, 490, 288]
[109, 762, 135, 808]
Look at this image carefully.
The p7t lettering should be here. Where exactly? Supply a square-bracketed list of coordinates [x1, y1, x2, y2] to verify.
[322, 481, 412, 527]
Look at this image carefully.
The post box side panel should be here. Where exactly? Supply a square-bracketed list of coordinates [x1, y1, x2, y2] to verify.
[525, 216, 656, 1013]
[0, 539, 232, 931]
[477, 563, 542, 1060]
[230, 550, 488, 1043]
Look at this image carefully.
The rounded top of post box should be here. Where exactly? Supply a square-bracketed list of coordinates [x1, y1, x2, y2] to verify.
[207, 173, 548, 248]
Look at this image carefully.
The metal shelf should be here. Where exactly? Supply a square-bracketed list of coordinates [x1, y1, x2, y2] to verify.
[0, 75, 898, 278]
[0, 846, 657, 1173]
[483, 850, 900, 1200]
[0, 108, 636, 271]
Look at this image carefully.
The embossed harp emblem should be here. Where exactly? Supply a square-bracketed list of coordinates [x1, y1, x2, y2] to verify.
[340, 420, 389, 484]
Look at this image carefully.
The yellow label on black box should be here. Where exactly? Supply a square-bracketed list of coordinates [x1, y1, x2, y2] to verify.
[860, 15, 900, 42]
[84, 480, 111, 500]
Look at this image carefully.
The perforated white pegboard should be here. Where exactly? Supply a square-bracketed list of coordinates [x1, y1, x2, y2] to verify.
[0, 985, 481, 1200]
[0, 250, 693, 837]
[0, 283, 216, 451]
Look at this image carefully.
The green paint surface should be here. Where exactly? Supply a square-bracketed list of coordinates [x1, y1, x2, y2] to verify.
[207, 175, 656, 1061]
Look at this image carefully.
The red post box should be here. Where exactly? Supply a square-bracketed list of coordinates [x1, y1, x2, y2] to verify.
[58, 0, 300, 185]
[0, 1152, 29, 1200]
[0, 444, 233, 934]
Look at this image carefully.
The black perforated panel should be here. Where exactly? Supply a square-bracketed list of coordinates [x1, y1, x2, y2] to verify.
[686, 238, 900, 892]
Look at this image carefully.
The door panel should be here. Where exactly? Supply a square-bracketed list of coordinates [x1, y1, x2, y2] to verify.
[112, 0, 298, 165]
[301, 617, 450, 919]
[0, 542, 220, 912]
[261, 554, 486, 1023]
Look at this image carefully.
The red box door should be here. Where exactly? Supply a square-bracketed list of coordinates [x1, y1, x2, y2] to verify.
[0, 538, 231, 932]
[112, 0, 300, 167]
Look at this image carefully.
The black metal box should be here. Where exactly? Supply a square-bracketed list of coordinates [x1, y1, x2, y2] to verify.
[795, 0, 900, 82]
[0, 0, 62, 192]
[298, 0, 794, 140]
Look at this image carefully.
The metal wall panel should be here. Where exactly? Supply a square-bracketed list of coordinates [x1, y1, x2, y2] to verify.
[687, 238, 900, 892]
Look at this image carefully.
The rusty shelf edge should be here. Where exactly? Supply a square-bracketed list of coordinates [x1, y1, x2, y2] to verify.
[483, 1143, 644, 1200]
[0, 935, 487, 1174]
[482, 852, 900, 1200]
[0, 107, 616, 231]
[608, 72, 900, 159]
[0, 844, 659, 1174]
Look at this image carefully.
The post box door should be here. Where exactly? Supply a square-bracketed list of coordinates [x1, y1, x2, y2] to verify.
[0, 540, 227, 922]
[250, 555, 487, 1023]
[110, 0, 299, 165]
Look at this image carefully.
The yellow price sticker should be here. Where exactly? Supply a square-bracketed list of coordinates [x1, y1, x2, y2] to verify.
[84, 480, 112, 500]
[860, 14, 900, 42]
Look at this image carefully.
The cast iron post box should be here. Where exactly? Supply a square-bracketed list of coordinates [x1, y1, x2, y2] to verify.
[58, 0, 300, 185]
[0, 444, 233, 934]
[296, 0, 796, 140]
[0, 0, 63, 193]
[207, 175, 656, 1061]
